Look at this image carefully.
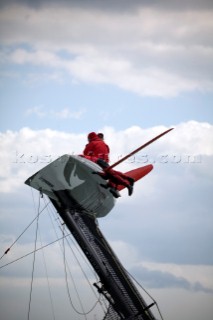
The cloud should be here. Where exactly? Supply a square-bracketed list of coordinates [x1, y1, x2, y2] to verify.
[26, 71, 64, 85]
[0, 121, 212, 192]
[0, 2, 213, 96]
[1, 0, 213, 11]
[52, 107, 86, 119]
[107, 240, 213, 293]
[131, 264, 213, 293]
[25, 106, 86, 120]
[0, 127, 85, 192]
[26, 105, 46, 117]
[95, 239, 213, 294]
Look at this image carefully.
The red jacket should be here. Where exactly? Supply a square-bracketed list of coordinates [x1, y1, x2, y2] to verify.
[83, 132, 110, 163]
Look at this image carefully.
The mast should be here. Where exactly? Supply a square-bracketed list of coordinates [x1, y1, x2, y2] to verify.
[51, 192, 156, 320]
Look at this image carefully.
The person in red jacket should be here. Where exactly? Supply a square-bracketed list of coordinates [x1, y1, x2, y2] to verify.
[83, 132, 109, 163]
[82, 132, 134, 198]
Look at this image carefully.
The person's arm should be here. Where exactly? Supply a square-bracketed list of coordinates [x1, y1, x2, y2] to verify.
[83, 142, 93, 156]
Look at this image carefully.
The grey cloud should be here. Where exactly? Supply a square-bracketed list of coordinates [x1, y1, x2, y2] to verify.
[0, 0, 148, 11]
[101, 154, 213, 265]
[131, 265, 213, 293]
[1, 0, 213, 11]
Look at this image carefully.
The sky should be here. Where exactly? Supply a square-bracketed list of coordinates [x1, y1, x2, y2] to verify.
[0, 0, 213, 319]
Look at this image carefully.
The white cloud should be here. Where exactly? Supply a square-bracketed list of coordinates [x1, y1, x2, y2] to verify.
[0, 4, 213, 96]
[0, 122, 212, 193]
[52, 107, 86, 119]
[25, 106, 86, 120]
[26, 105, 46, 117]
[0, 127, 85, 192]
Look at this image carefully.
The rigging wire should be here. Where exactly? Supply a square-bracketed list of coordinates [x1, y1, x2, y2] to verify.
[62, 224, 101, 317]
[62, 226, 108, 314]
[0, 201, 49, 261]
[44, 198, 99, 291]
[1, 192, 105, 318]
[62, 224, 88, 320]
[61, 226, 100, 298]
[0, 234, 71, 270]
[27, 192, 40, 320]
[27, 189, 56, 320]
[1, 185, 162, 320]
[42, 197, 107, 317]
[82, 224, 165, 320]
[44, 197, 107, 312]
[38, 228, 56, 320]
[45, 197, 100, 284]
[125, 269, 164, 320]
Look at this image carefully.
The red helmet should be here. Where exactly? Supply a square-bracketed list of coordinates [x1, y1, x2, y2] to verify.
[87, 132, 98, 140]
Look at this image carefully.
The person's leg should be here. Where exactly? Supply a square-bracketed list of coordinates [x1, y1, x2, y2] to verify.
[106, 169, 134, 196]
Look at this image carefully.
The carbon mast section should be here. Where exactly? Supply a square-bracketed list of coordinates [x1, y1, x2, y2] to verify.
[51, 193, 156, 320]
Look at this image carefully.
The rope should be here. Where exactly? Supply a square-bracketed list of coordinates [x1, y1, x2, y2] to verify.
[73, 220, 162, 319]
[0, 190, 103, 318]
[63, 227, 108, 314]
[62, 225, 88, 319]
[62, 225, 100, 317]
[43, 198, 106, 316]
[44, 198, 103, 308]
[0, 234, 70, 270]
[27, 193, 40, 320]
[125, 269, 164, 320]
[62, 226, 100, 298]
[0, 201, 49, 261]
[46, 198, 98, 282]
[39, 229, 56, 320]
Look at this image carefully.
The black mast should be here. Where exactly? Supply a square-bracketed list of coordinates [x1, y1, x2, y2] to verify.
[51, 191, 156, 320]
